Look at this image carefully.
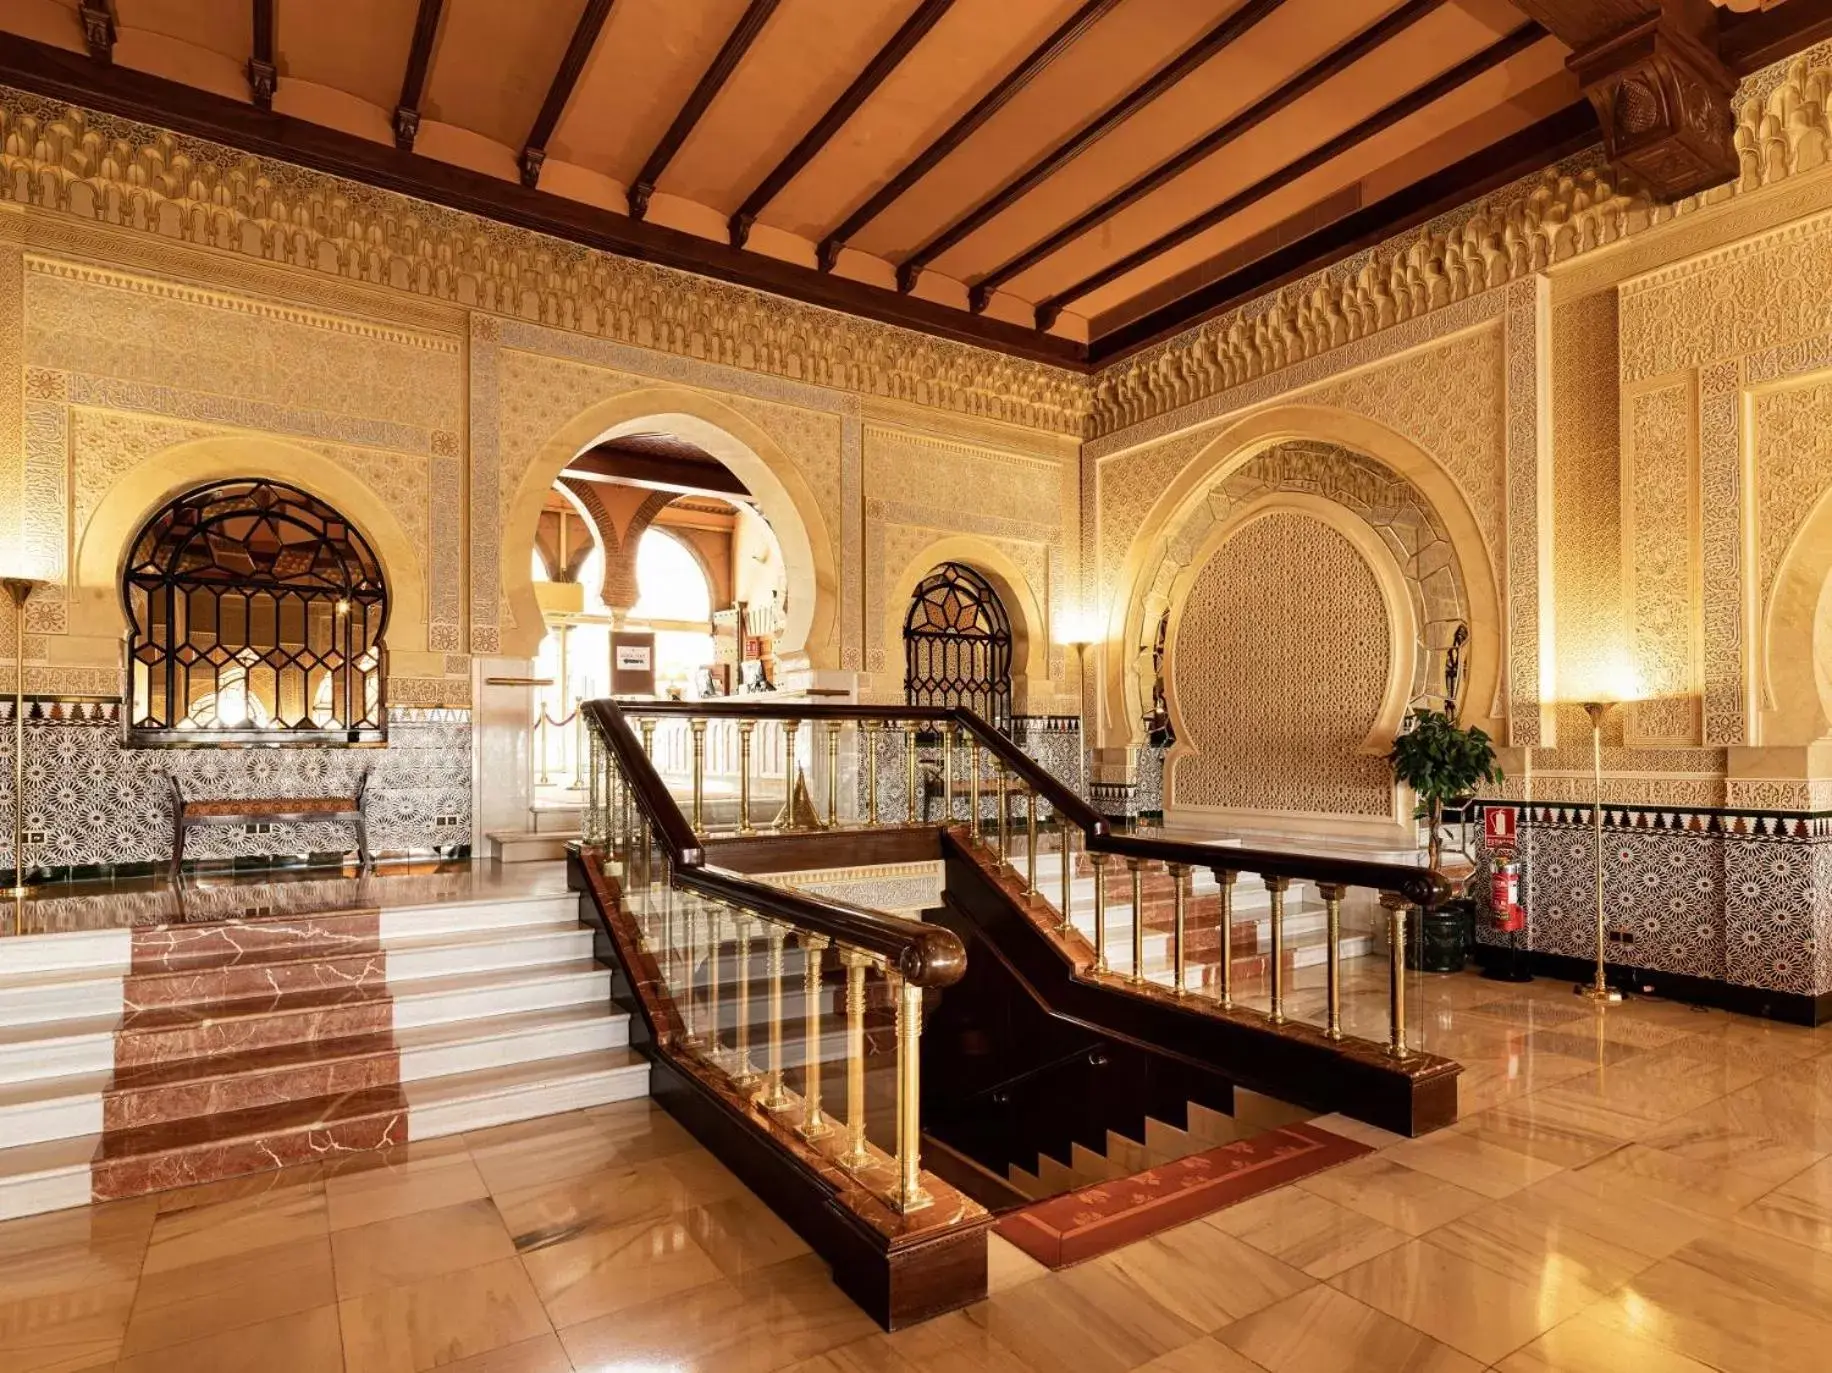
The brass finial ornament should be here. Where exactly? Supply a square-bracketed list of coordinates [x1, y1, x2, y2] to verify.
[771, 764, 826, 831]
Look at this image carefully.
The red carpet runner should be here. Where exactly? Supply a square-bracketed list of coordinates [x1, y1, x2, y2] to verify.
[995, 1121, 1372, 1268]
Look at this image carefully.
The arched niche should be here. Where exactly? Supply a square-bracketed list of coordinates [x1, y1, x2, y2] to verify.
[1762, 482, 1832, 743]
[1103, 404, 1501, 752]
[501, 386, 837, 666]
[879, 534, 1050, 714]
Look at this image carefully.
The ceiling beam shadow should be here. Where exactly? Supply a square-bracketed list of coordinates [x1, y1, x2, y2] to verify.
[728, 0, 954, 249]
[521, 0, 616, 189]
[392, 0, 445, 151]
[78, 0, 112, 62]
[894, 0, 1288, 295]
[247, 0, 275, 109]
[1035, 21, 1545, 329]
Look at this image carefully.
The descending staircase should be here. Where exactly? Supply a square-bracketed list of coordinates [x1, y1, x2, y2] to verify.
[0, 885, 647, 1219]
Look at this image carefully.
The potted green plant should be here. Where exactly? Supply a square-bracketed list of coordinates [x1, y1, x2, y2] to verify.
[1387, 708, 1503, 972]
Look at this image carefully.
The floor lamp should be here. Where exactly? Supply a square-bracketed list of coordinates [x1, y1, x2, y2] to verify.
[5, 577, 40, 899]
[1575, 700, 1623, 1004]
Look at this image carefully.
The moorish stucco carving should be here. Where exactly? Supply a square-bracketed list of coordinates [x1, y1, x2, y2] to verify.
[1625, 379, 1701, 744]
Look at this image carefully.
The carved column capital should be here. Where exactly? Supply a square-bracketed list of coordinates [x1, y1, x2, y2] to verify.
[1572, 13, 1738, 199]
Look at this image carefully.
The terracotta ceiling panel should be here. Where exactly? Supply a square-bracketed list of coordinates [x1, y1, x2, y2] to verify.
[845, 0, 1227, 262]
[548, 0, 752, 183]
[921, 0, 1389, 285]
[1066, 43, 1571, 321]
[661, 0, 926, 214]
[759, 0, 1085, 240]
[114, 0, 247, 61]
[0, 0, 85, 53]
[274, 0, 419, 117]
[422, 0, 588, 152]
[998, 1, 1549, 304]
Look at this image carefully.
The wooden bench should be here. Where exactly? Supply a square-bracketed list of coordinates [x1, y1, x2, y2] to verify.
[168, 767, 372, 881]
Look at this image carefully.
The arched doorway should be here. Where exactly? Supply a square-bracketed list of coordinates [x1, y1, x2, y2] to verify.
[903, 561, 1014, 730]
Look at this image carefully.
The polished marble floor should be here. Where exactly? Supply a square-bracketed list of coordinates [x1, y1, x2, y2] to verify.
[6, 968, 1832, 1372]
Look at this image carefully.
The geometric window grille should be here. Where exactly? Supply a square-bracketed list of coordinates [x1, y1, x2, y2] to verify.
[903, 562, 1012, 731]
[123, 479, 389, 745]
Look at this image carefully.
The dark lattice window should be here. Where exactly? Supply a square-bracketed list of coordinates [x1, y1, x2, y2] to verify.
[124, 480, 389, 745]
[903, 562, 1012, 730]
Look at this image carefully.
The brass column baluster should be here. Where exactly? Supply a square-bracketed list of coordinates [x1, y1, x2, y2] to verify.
[762, 921, 789, 1109]
[864, 720, 881, 827]
[905, 720, 920, 824]
[690, 718, 707, 831]
[1267, 876, 1290, 1025]
[968, 737, 982, 842]
[1322, 884, 1346, 1041]
[1170, 863, 1189, 995]
[1128, 859, 1145, 983]
[1216, 869, 1237, 1008]
[732, 911, 757, 1087]
[800, 935, 830, 1138]
[1025, 790, 1038, 898]
[1091, 852, 1110, 973]
[825, 721, 841, 829]
[780, 719, 800, 832]
[737, 719, 756, 835]
[705, 904, 725, 1068]
[992, 764, 1007, 864]
[1059, 824, 1074, 937]
[942, 725, 955, 825]
[839, 951, 871, 1169]
[684, 899, 702, 1047]
[1385, 894, 1410, 1058]
[584, 727, 600, 847]
[639, 717, 656, 759]
[895, 978, 932, 1212]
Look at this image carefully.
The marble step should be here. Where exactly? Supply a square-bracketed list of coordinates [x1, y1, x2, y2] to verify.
[0, 1014, 119, 1086]
[485, 830, 578, 863]
[404, 1048, 649, 1138]
[379, 892, 583, 938]
[0, 927, 131, 977]
[0, 964, 126, 1027]
[0, 1136, 96, 1221]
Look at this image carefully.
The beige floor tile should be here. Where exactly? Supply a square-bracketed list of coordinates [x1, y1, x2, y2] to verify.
[1294, 1156, 1486, 1236]
[427, 1332, 571, 1373]
[325, 1150, 490, 1232]
[966, 1261, 1203, 1373]
[115, 1303, 345, 1373]
[1210, 1184, 1410, 1279]
[985, 1235, 1048, 1293]
[1327, 1235, 1600, 1365]
[1448, 1104, 1621, 1171]
[1093, 1219, 1313, 1331]
[1664, 1223, 1832, 1323]
[687, 1192, 812, 1281]
[1380, 1128, 1564, 1200]
[1217, 1284, 1480, 1373]
[1572, 1143, 1775, 1218]
[1502, 1168, 1713, 1263]
[0, 1198, 155, 1302]
[520, 1214, 725, 1327]
[121, 1235, 337, 1356]
[1132, 1335, 1271, 1372]
[0, 1277, 137, 1373]
[339, 1255, 552, 1373]
[1306, 1114, 1403, 1150]
[661, 1147, 752, 1203]
[1585, 1250, 1832, 1373]
[141, 1181, 329, 1276]
[330, 1198, 517, 1300]
[1496, 1309, 1719, 1372]
[319, 1136, 471, 1184]
[581, 1098, 698, 1161]
[792, 1309, 1034, 1372]
[1633, 1099, 1827, 1190]
[150, 1161, 324, 1216]
[494, 1159, 693, 1251]
[557, 1255, 876, 1373]
[1423, 1195, 1654, 1300]
[467, 1117, 626, 1196]
[1737, 1153, 1832, 1251]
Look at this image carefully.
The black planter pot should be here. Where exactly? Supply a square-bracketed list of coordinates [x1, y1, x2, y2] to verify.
[1406, 897, 1472, 974]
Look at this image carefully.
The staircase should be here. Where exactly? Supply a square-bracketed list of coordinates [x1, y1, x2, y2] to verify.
[0, 884, 647, 1220]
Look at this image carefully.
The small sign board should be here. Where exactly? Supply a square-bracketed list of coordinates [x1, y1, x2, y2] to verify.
[610, 631, 656, 696]
[1484, 804, 1519, 857]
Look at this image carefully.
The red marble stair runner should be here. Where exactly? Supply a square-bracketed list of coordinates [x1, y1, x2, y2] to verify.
[90, 911, 407, 1201]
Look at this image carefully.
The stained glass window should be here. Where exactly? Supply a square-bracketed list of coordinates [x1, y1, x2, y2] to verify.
[903, 562, 1012, 730]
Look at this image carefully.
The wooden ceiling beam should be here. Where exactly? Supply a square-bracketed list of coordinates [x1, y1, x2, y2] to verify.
[1088, 101, 1599, 362]
[966, 0, 1450, 313]
[247, 0, 275, 110]
[894, 0, 1288, 294]
[77, 1, 112, 62]
[392, 0, 445, 152]
[1719, 0, 1832, 73]
[520, 0, 616, 189]
[1034, 21, 1544, 328]
[815, 0, 1120, 272]
[728, 0, 954, 249]
[1511, 0, 1737, 199]
[563, 448, 752, 500]
[627, 0, 780, 221]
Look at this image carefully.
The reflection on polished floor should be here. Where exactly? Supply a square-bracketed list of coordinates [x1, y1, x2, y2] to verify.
[5, 966, 1831, 1372]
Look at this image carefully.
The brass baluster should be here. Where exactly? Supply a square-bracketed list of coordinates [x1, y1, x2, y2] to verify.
[1128, 858, 1145, 983]
[1091, 852, 1110, 973]
[941, 725, 955, 825]
[1059, 824, 1074, 937]
[639, 717, 656, 759]
[584, 727, 600, 847]
[535, 711, 551, 785]
[738, 720, 756, 835]
[1170, 863, 1189, 995]
[762, 921, 790, 1109]
[1025, 790, 1038, 897]
[864, 720, 881, 828]
[825, 721, 841, 829]
[1216, 869, 1237, 1008]
[993, 764, 1007, 864]
[968, 737, 982, 842]
[839, 951, 871, 1169]
[895, 977, 931, 1212]
[1267, 876, 1290, 1025]
[800, 935, 830, 1138]
[905, 720, 920, 824]
[690, 718, 707, 831]
[1385, 894, 1410, 1058]
[1322, 883, 1346, 1041]
[569, 709, 587, 792]
[705, 904, 725, 1068]
[732, 912, 757, 1087]
[684, 899, 702, 1047]
[780, 719, 800, 832]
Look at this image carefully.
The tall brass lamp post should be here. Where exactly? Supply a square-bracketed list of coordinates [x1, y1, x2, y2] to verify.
[1574, 699, 1623, 1004]
[5, 577, 41, 899]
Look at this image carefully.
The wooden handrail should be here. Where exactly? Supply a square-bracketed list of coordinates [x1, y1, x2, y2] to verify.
[599, 698, 1447, 908]
[582, 699, 966, 987]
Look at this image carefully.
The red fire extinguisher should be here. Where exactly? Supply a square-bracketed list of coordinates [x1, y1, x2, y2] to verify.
[1490, 855, 1523, 932]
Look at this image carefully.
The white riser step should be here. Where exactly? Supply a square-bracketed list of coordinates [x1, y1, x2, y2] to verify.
[0, 1078, 105, 1150]
[0, 971, 125, 1028]
[390, 962, 612, 1029]
[379, 893, 581, 938]
[0, 1016, 117, 1086]
[486, 831, 577, 863]
[383, 925, 594, 981]
[396, 1006, 629, 1082]
[406, 1051, 649, 1139]
[0, 1137, 94, 1221]
[0, 929, 130, 977]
